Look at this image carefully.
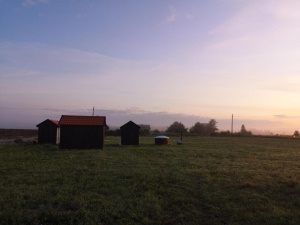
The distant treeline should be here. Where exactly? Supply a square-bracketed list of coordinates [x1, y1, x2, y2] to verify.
[0, 129, 38, 139]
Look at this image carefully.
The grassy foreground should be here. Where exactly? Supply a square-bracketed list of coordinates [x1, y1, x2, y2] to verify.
[0, 136, 299, 225]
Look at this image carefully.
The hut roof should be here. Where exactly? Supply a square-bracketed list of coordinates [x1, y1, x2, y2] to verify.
[49, 119, 59, 125]
[59, 115, 106, 126]
[36, 119, 59, 127]
[155, 136, 169, 139]
[120, 121, 141, 129]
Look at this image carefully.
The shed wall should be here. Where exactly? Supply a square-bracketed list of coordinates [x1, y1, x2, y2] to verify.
[59, 125, 104, 149]
[121, 126, 140, 145]
[38, 122, 58, 144]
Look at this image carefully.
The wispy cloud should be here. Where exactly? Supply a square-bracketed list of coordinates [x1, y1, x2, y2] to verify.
[163, 7, 194, 25]
[201, 0, 300, 93]
[22, 0, 49, 6]
[209, 0, 300, 46]
[274, 114, 288, 119]
[164, 7, 178, 24]
[125, 107, 149, 114]
[272, 0, 300, 22]
[0, 42, 147, 79]
[274, 115, 300, 119]
[0, 42, 184, 118]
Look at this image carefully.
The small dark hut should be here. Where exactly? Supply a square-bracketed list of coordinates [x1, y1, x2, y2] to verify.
[36, 119, 60, 144]
[120, 121, 141, 145]
[59, 115, 106, 149]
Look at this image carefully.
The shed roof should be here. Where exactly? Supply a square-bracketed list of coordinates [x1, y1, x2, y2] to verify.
[120, 121, 141, 129]
[59, 115, 106, 126]
[155, 136, 169, 139]
[36, 119, 59, 127]
[49, 119, 59, 125]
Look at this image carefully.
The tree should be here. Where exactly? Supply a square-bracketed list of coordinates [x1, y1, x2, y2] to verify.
[139, 125, 151, 136]
[152, 129, 160, 135]
[106, 129, 121, 136]
[166, 121, 188, 133]
[240, 124, 247, 134]
[219, 130, 231, 136]
[294, 130, 299, 137]
[240, 124, 252, 136]
[189, 122, 206, 134]
[207, 119, 218, 134]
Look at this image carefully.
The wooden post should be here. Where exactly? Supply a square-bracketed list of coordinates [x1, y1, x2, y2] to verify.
[231, 114, 233, 134]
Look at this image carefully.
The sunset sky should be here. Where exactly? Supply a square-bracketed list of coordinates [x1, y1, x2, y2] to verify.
[1, 0, 300, 134]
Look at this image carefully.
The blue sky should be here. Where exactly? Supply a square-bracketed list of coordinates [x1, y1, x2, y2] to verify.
[1, 0, 300, 134]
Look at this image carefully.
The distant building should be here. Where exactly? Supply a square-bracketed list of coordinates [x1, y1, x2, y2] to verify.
[138, 124, 151, 135]
[59, 115, 106, 149]
[138, 124, 151, 130]
[36, 119, 60, 144]
[120, 121, 141, 145]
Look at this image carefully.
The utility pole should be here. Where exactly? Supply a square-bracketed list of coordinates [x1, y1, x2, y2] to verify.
[231, 114, 233, 134]
[92, 107, 95, 116]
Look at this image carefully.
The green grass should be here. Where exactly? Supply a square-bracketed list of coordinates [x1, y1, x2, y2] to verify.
[0, 137, 299, 225]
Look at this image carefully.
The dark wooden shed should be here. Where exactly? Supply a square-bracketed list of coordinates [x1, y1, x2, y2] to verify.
[59, 115, 106, 149]
[120, 121, 141, 145]
[36, 119, 60, 144]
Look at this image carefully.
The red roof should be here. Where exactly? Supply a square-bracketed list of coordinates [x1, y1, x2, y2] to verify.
[59, 115, 106, 126]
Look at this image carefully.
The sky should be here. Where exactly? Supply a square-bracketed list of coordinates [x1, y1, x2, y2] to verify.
[1, 0, 300, 134]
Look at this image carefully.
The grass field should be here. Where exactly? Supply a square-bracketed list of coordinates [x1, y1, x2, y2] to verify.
[0, 136, 299, 225]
